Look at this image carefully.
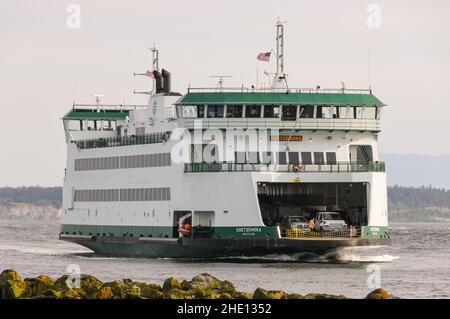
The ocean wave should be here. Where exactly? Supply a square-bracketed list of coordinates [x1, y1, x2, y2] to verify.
[0, 243, 91, 256]
[336, 247, 400, 263]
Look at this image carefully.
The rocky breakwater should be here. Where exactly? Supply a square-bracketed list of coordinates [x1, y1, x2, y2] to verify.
[0, 270, 398, 299]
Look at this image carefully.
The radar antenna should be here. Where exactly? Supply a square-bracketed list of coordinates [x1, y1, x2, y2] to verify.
[210, 75, 232, 92]
[91, 94, 104, 111]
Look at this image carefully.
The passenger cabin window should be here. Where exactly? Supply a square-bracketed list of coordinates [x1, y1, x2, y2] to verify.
[235, 152, 246, 164]
[264, 105, 280, 118]
[260, 152, 273, 164]
[299, 105, 314, 118]
[245, 105, 261, 118]
[314, 152, 325, 165]
[247, 152, 259, 164]
[288, 152, 300, 164]
[226, 105, 243, 118]
[281, 105, 297, 121]
[301, 152, 312, 164]
[276, 152, 287, 165]
[326, 152, 337, 164]
[207, 105, 224, 118]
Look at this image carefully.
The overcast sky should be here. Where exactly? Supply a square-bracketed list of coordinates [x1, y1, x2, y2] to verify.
[1, 0, 449, 186]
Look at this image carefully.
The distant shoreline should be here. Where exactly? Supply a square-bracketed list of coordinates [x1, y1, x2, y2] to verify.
[1, 185, 450, 223]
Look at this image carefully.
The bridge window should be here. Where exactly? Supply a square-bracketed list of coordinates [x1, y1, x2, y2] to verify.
[316, 106, 329, 119]
[197, 105, 205, 118]
[355, 106, 364, 119]
[264, 105, 280, 118]
[226, 105, 243, 118]
[281, 105, 297, 121]
[180, 105, 197, 118]
[207, 105, 224, 118]
[363, 106, 377, 119]
[338, 106, 351, 119]
[299, 105, 314, 118]
[68, 120, 82, 131]
[245, 105, 261, 118]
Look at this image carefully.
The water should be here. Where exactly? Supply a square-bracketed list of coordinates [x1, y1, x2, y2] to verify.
[0, 219, 449, 298]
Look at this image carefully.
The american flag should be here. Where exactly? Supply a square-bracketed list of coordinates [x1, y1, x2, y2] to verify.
[257, 52, 271, 62]
[144, 70, 154, 78]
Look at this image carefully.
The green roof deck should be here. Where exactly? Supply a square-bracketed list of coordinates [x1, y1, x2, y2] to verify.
[176, 92, 384, 106]
[63, 110, 130, 121]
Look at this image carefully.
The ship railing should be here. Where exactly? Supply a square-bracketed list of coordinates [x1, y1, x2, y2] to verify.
[283, 226, 361, 239]
[184, 161, 385, 173]
[179, 118, 381, 131]
[187, 87, 373, 94]
[74, 132, 171, 150]
[72, 103, 148, 111]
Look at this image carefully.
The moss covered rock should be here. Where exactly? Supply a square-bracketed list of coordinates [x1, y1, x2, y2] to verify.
[166, 288, 195, 299]
[59, 288, 86, 299]
[80, 274, 103, 298]
[142, 288, 165, 299]
[1, 279, 26, 299]
[287, 293, 304, 299]
[102, 280, 126, 299]
[219, 280, 236, 295]
[253, 288, 287, 299]
[24, 275, 54, 297]
[234, 292, 252, 299]
[96, 287, 115, 299]
[252, 287, 270, 299]
[0, 270, 22, 284]
[163, 277, 181, 292]
[191, 273, 222, 289]
[365, 288, 389, 299]
[304, 293, 347, 299]
[53, 275, 73, 291]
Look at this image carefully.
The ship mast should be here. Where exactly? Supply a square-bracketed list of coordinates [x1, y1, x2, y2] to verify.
[272, 19, 288, 90]
[149, 44, 159, 94]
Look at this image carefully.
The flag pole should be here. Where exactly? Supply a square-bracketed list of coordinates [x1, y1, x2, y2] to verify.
[256, 60, 259, 89]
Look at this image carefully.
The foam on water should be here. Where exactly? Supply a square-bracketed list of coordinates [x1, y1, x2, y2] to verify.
[0, 243, 90, 256]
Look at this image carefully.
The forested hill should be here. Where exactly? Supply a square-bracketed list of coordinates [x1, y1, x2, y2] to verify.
[1, 186, 450, 222]
[388, 185, 450, 221]
[0, 186, 62, 208]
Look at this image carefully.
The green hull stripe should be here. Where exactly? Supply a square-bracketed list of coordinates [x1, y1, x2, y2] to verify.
[61, 224, 278, 239]
[362, 226, 389, 238]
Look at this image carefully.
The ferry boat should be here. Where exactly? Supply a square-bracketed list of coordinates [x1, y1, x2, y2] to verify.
[60, 22, 390, 257]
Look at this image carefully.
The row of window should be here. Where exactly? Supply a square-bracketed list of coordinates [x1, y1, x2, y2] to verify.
[74, 153, 171, 171]
[73, 187, 171, 202]
[233, 151, 337, 165]
[192, 146, 337, 165]
[178, 105, 379, 120]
